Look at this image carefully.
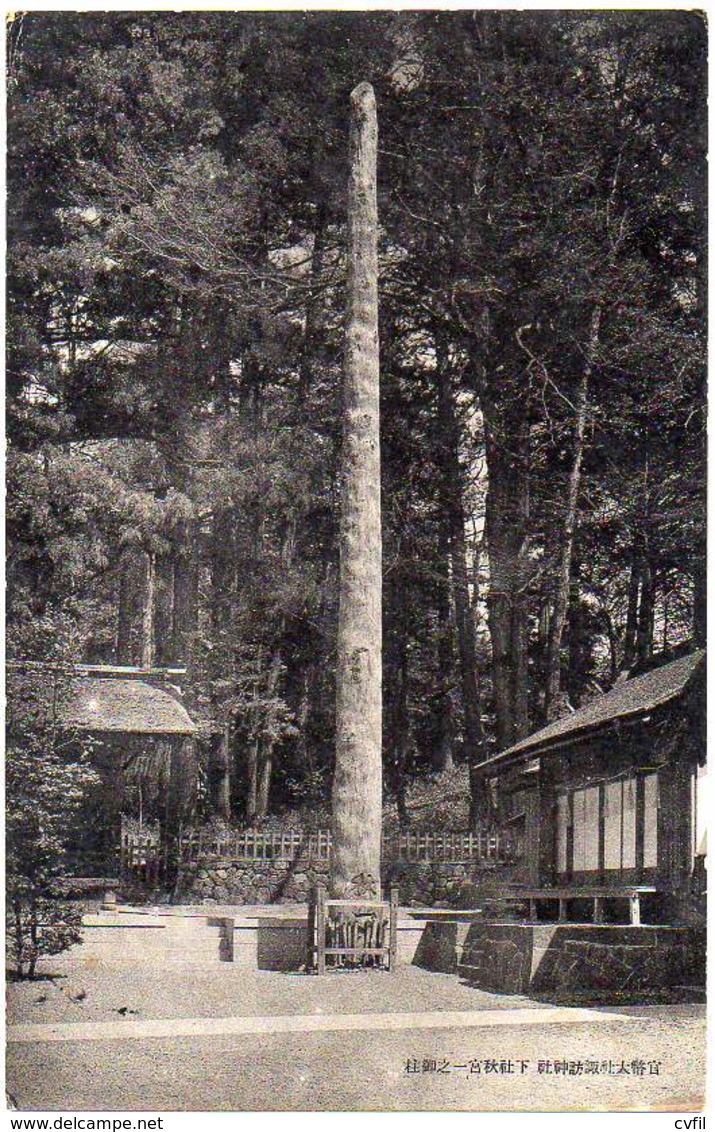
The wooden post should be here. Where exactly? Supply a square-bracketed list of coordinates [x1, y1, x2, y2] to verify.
[307, 886, 317, 971]
[630, 892, 641, 926]
[593, 896, 604, 924]
[389, 886, 399, 972]
[315, 883, 326, 975]
[101, 888, 117, 911]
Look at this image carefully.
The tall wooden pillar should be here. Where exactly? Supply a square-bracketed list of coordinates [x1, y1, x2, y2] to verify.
[523, 788, 541, 884]
[537, 756, 559, 886]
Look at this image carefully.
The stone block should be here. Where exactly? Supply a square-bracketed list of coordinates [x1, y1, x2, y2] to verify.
[413, 921, 461, 972]
[411, 920, 709, 998]
[257, 917, 310, 971]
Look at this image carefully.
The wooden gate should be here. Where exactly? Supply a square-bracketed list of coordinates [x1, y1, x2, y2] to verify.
[308, 884, 399, 974]
[120, 825, 164, 886]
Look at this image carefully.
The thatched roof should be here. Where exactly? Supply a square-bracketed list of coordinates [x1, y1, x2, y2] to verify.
[475, 650, 705, 773]
[64, 678, 196, 736]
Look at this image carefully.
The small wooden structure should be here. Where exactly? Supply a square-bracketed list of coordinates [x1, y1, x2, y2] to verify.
[481, 884, 657, 926]
[65, 669, 199, 865]
[9, 663, 199, 875]
[120, 823, 164, 886]
[308, 885, 399, 974]
[54, 876, 120, 909]
[472, 650, 706, 924]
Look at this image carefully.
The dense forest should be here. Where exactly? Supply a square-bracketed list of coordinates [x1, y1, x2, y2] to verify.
[7, 11, 706, 827]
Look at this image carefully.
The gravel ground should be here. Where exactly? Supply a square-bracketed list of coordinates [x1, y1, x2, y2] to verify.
[7, 1013, 705, 1111]
[7, 962, 549, 1026]
[7, 910, 705, 1112]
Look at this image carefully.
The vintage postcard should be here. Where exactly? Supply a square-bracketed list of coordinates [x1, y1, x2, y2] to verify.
[5, 6, 707, 1119]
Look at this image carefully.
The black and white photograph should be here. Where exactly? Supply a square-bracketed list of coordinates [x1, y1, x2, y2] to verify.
[5, 6, 707, 1115]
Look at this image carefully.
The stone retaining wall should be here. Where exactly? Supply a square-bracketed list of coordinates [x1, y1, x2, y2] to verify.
[414, 918, 705, 996]
[383, 861, 519, 906]
[527, 924, 706, 995]
[177, 856, 330, 904]
[177, 856, 517, 906]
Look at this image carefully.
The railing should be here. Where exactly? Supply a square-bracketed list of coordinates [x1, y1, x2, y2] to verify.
[384, 829, 519, 863]
[178, 828, 332, 863]
[175, 827, 519, 865]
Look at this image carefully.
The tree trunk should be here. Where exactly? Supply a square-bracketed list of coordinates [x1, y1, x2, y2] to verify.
[436, 355, 485, 778]
[141, 551, 155, 669]
[172, 519, 199, 669]
[245, 739, 259, 824]
[537, 586, 550, 684]
[213, 724, 232, 821]
[211, 507, 236, 637]
[256, 748, 272, 820]
[623, 540, 641, 671]
[481, 386, 531, 749]
[544, 306, 601, 721]
[330, 82, 382, 900]
[116, 550, 137, 664]
[636, 554, 655, 665]
[433, 527, 455, 772]
[294, 665, 313, 773]
[117, 548, 151, 665]
[693, 548, 706, 648]
[254, 647, 283, 820]
[566, 556, 587, 707]
[453, 500, 484, 743]
[385, 568, 410, 824]
[13, 900, 24, 980]
[28, 896, 38, 979]
[210, 505, 237, 810]
[166, 737, 198, 835]
[152, 556, 174, 668]
[604, 610, 619, 684]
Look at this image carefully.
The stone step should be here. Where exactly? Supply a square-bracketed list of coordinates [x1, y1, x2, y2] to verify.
[74, 913, 228, 966]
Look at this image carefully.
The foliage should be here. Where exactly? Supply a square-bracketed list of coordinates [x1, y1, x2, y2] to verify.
[6, 11, 706, 826]
[6, 899, 84, 981]
[6, 626, 100, 977]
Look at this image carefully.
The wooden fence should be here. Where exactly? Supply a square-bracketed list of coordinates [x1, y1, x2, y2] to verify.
[120, 824, 519, 884]
[385, 829, 518, 862]
[174, 827, 518, 865]
[177, 828, 332, 862]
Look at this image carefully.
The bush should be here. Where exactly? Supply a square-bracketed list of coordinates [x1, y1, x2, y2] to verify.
[6, 894, 84, 979]
[7, 632, 100, 979]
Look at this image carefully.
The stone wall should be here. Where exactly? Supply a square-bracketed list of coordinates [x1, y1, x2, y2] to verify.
[177, 856, 330, 904]
[177, 855, 517, 907]
[527, 924, 706, 996]
[414, 918, 706, 996]
[384, 861, 519, 907]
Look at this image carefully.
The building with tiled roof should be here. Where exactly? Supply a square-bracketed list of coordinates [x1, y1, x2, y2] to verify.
[472, 650, 706, 924]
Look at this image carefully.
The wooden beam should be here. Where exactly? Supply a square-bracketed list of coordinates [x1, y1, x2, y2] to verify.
[7, 661, 188, 677]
